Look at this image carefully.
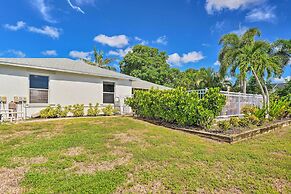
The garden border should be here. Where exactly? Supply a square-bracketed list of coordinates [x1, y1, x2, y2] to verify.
[136, 117, 291, 143]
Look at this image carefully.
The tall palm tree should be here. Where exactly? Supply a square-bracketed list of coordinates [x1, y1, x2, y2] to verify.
[81, 48, 116, 71]
[218, 28, 261, 93]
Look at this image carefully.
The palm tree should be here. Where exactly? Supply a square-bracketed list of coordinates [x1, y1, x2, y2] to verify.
[218, 28, 261, 93]
[81, 48, 116, 71]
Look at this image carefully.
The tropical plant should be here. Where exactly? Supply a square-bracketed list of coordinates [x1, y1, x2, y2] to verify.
[82, 47, 116, 71]
[219, 28, 287, 117]
[71, 104, 85, 117]
[87, 103, 100, 116]
[102, 105, 118, 116]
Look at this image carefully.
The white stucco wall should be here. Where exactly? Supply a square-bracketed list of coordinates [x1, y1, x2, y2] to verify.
[0, 64, 133, 117]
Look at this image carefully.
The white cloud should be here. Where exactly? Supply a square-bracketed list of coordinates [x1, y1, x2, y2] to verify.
[273, 76, 291, 83]
[153, 35, 168, 45]
[67, 0, 85, 14]
[205, 0, 263, 14]
[246, 6, 276, 22]
[28, 26, 61, 39]
[231, 24, 248, 36]
[69, 50, 92, 59]
[3, 21, 26, 31]
[168, 51, 204, 66]
[94, 34, 129, 48]
[75, 0, 96, 5]
[109, 47, 132, 57]
[134, 37, 149, 45]
[0, 50, 26, 58]
[41, 50, 57, 56]
[214, 60, 220, 66]
[32, 0, 56, 23]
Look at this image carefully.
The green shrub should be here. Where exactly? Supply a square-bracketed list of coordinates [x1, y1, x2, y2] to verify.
[269, 94, 291, 119]
[218, 120, 231, 131]
[87, 103, 100, 116]
[238, 117, 250, 128]
[60, 106, 71, 117]
[241, 105, 259, 116]
[102, 105, 118, 116]
[40, 105, 69, 118]
[229, 117, 240, 127]
[247, 115, 260, 126]
[125, 87, 226, 128]
[71, 104, 84, 117]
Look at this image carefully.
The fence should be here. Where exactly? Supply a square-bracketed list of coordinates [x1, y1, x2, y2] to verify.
[193, 89, 263, 118]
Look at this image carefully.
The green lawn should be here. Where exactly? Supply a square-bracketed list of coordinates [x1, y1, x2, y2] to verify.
[0, 117, 290, 193]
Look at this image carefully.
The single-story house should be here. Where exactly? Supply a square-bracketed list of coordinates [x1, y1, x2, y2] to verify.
[0, 58, 170, 118]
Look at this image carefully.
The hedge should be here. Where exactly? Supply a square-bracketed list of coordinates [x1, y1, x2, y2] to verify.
[125, 87, 226, 128]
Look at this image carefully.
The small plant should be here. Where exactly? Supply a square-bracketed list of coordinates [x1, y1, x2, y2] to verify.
[102, 105, 118, 116]
[60, 106, 71, 117]
[238, 117, 250, 128]
[71, 104, 84, 117]
[87, 103, 100, 116]
[218, 120, 231, 131]
[241, 105, 259, 116]
[229, 117, 240, 127]
[247, 115, 260, 126]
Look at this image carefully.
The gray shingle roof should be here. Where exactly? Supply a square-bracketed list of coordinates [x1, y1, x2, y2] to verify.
[0, 58, 138, 80]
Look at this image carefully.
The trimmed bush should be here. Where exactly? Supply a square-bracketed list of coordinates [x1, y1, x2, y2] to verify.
[125, 87, 226, 128]
[40, 104, 70, 118]
[102, 105, 118, 116]
[87, 103, 100, 116]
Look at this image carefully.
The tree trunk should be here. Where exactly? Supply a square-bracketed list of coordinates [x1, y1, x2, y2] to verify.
[251, 67, 267, 110]
[262, 82, 270, 118]
[243, 79, 247, 94]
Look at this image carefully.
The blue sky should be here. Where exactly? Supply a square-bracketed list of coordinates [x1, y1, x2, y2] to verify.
[0, 0, 290, 82]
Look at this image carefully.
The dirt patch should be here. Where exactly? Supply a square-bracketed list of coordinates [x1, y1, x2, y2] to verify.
[64, 147, 84, 157]
[12, 156, 48, 166]
[113, 133, 141, 143]
[273, 179, 291, 193]
[0, 167, 28, 194]
[0, 130, 33, 140]
[115, 180, 170, 194]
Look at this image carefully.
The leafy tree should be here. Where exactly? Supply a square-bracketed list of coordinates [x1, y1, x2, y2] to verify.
[275, 80, 291, 97]
[120, 45, 171, 85]
[82, 47, 116, 71]
[219, 28, 262, 93]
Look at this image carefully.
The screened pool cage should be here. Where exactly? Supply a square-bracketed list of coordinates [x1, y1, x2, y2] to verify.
[194, 89, 263, 118]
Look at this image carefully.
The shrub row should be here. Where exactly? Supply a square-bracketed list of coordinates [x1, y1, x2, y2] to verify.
[125, 87, 226, 128]
[40, 104, 118, 118]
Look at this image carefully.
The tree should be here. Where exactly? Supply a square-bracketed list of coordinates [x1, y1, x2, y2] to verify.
[82, 48, 116, 71]
[219, 28, 288, 117]
[218, 28, 262, 93]
[120, 45, 171, 85]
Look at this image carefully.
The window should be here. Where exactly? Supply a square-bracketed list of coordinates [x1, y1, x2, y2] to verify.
[29, 75, 49, 103]
[103, 82, 115, 103]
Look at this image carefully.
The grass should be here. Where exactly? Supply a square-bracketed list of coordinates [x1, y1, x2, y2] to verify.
[0, 116, 290, 193]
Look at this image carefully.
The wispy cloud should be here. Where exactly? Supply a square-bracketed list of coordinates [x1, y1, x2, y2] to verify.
[0, 50, 26, 58]
[67, 0, 85, 14]
[214, 60, 220, 66]
[3, 21, 26, 31]
[32, 0, 56, 23]
[153, 35, 168, 45]
[168, 51, 204, 66]
[273, 76, 291, 83]
[41, 50, 57, 56]
[69, 50, 93, 59]
[205, 0, 264, 14]
[109, 47, 133, 57]
[231, 24, 249, 35]
[134, 37, 149, 45]
[28, 26, 61, 39]
[94, 34, 129, 48]
[246, 6, 276, 22]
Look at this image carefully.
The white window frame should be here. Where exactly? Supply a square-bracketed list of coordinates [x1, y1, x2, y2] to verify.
[103, 81, 115, 104]
[29, 74, 50, 104]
